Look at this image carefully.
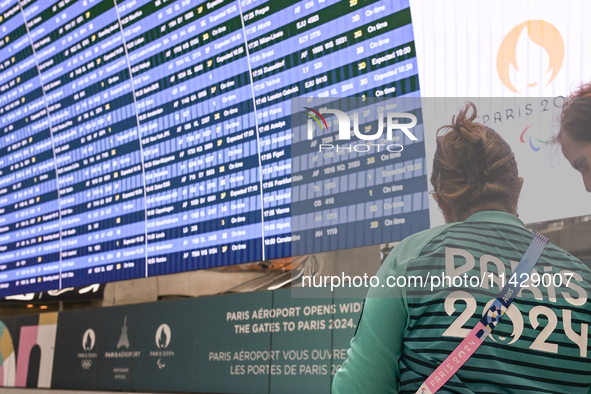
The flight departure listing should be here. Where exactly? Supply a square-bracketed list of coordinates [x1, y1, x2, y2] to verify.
[0, 0, 428, 296]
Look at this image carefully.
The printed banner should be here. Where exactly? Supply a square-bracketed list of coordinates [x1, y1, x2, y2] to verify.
[410, 0, 591, 227]
[0, 289, 363, 393]
[130, 299, 199, 392]
[193, 291, 274, 394]
[51, 309, 101, 390]
[94, 306, 138, 391]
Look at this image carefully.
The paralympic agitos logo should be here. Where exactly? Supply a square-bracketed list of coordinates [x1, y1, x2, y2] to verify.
[304, 107, 418, 152]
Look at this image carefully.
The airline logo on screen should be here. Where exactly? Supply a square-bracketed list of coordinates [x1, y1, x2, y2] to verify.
[497, 20, 564, 94]
[305, 107, 418, 153]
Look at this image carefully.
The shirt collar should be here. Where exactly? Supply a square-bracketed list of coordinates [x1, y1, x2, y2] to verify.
[464, 210, 525, 228]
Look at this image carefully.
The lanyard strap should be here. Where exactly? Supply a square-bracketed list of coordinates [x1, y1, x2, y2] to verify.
[415, 232, 549, 394]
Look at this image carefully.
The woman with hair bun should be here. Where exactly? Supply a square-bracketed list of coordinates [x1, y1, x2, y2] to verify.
[558, 82, 591, 192]
[332, 103, 591, 394]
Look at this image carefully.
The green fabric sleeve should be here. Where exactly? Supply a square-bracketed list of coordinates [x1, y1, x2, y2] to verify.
[331, 224, 455, 394]
[331, 292, 407, 394]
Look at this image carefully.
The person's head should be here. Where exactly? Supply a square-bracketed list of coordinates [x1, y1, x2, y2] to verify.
[558, 82, 591, 192]
[431, 102, 523, 223]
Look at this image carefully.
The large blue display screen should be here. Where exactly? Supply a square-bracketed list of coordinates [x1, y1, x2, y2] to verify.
[0, 0, 427, 295]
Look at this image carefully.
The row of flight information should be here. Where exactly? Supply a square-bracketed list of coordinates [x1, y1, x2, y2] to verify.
[0, 0, 429, 296]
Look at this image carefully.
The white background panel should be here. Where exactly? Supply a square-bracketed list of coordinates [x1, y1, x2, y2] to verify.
[410, 0, 591, 227]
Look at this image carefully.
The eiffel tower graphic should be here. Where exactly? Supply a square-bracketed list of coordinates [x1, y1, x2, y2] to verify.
[117, 316, 130, 349]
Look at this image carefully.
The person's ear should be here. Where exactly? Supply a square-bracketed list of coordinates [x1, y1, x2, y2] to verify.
[433, 193, 453, 223]
[517, 177, 524, 195]
[512, 177, 524, 216]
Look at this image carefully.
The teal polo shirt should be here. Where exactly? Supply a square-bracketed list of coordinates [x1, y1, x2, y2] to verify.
[333, 211, 591, 394]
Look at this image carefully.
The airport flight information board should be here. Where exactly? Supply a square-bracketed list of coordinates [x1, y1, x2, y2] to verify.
[0, 0, 428, 296]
